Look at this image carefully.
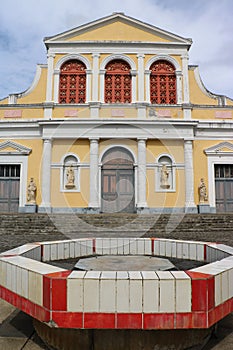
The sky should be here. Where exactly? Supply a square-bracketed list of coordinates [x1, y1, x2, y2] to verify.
[0, 0, 232, 100]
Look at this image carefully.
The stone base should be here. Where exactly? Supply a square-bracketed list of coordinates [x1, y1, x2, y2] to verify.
[198, 204, 211, 213]
[25, 204, 37, 213]
[34, 319, 213, 350]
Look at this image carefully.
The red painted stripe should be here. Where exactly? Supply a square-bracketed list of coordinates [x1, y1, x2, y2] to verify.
[208, 276, 215, 310]
[116, 313, 142, 329]
[0, 286, 49, 322]
[51, 278, 67, 311]
[93, 239, 96, 254]
[52, 312, 83, 328]
[84, 313, 115, 329]
[144, 313, 174, 329]
[186, 271, 214, 312]
[192, 312, 207, 328]
[175, 313, 193, 329]
[151, 238, 154, 254]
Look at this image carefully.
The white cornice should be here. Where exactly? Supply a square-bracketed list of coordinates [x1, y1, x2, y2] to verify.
[0, 140, 32, 155]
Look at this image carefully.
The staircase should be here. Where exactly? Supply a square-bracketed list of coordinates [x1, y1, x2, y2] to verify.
[0, 213, 233, 253]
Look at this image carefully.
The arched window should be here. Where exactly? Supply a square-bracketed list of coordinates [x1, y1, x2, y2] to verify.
[59, 60, 86, 104]
[150, 60, 176, 104]
[105, 60, 131, 103]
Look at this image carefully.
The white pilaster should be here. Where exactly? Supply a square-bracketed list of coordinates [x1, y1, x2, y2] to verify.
[131, 70, 137, 103]
[89, 138, 99, 208]
[86, 69, 92, 103]
[181, 54, 190, 104]
[137, 54, 145, 102]
[92, 54, 100, 102]
[137, 139, 147, 208]
[145, 70, 151, 103]
[39, 139, 52, 212]
[46, 53, 55, 103]
[99, 69, 106, 103]
[184, 140, 196, 212]
[176, 71, 182, 104]
[53, 70, 59, 103]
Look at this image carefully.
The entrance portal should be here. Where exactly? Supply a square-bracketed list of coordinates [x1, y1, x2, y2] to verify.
[215, 164, 233, 212]
[101, 147, 135, 213]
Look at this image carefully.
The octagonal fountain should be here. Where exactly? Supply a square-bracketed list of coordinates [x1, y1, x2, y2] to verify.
[0, 237, 233, 350]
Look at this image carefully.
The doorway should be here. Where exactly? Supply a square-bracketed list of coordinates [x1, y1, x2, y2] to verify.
[101, 147, 135, 213]
[215, 164, 233, 212]
[0, 164, 20, 212]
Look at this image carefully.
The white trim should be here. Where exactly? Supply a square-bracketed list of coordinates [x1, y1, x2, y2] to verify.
[0, 140, 32, 155]
[99, 144, 137, 164]
[145, 55, 180, 71]
[53, 54, 91, 103]
[100, 54, 137, 71]
[54, 54, 91, 71]
[0, 155, 29, 208]
[16, 65, 46, 100]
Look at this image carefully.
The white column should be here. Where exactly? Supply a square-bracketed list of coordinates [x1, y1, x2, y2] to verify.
[99, 69, 106, 103]
[89, 138, 99, 208]
[176, 70, 182, 104]
[53, 69, 59, 103]
[131, 70, 137, 103]
[39, 139, 52, 212]
[145, 70, 151, 103]
[86, 69, 92, 103]
[137, 54, 145, 102]
[46, 53, 55, 102]
[184, 140, 196, 212]
[92, 53, 100, 102]
[181, 54, 190, 104]
[137, 139, 147, 208]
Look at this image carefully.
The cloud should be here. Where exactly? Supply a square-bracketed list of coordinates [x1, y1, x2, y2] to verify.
[0, 0, 232, 99]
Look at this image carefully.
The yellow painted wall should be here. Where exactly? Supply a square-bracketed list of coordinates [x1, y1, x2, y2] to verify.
[67, 21, 171, 42]
[17, 66, 47, 104]
[53, 106, 90, 119]
[0, 107, 44, 120]
[52, 139, 90, 163]
[192, 108, 233, 120]
[189, 68, 218, 106]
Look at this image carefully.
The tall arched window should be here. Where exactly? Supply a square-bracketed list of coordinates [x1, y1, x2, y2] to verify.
[59, 60, 86, 104]
[150, 60, 176, 104]
[105, 60, 131, 103]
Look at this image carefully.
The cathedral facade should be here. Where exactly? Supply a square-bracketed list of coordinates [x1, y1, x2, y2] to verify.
[0, 13, 232, 214]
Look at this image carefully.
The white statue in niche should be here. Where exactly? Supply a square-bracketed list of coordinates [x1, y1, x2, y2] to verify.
[160, 164, 170, 189]
[65, 165, 76, 189]
[198, 178, 208, 203]
[27, 177, 37, 204]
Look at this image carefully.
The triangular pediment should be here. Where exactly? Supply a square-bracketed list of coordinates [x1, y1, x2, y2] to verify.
[205, 142, 233, 155]
[0, 141, 32, 155]
[44, 13, 192, 46]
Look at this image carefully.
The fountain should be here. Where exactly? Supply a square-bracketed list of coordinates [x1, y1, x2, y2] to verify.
[0, 237, 233, 349]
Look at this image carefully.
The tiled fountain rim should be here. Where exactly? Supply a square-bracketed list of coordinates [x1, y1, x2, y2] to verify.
[0, 238, 233, 330]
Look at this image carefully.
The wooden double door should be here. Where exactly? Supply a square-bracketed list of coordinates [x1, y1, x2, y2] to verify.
[101, 147, 135, 213]
[0, 165, 20, 212]
[215, 164, 233, 212]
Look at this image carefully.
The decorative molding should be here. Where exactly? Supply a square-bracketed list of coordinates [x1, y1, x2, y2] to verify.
[100, 54, 137, 71]
[0, 140, 32, 155]
[205, 142, 233, 156]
